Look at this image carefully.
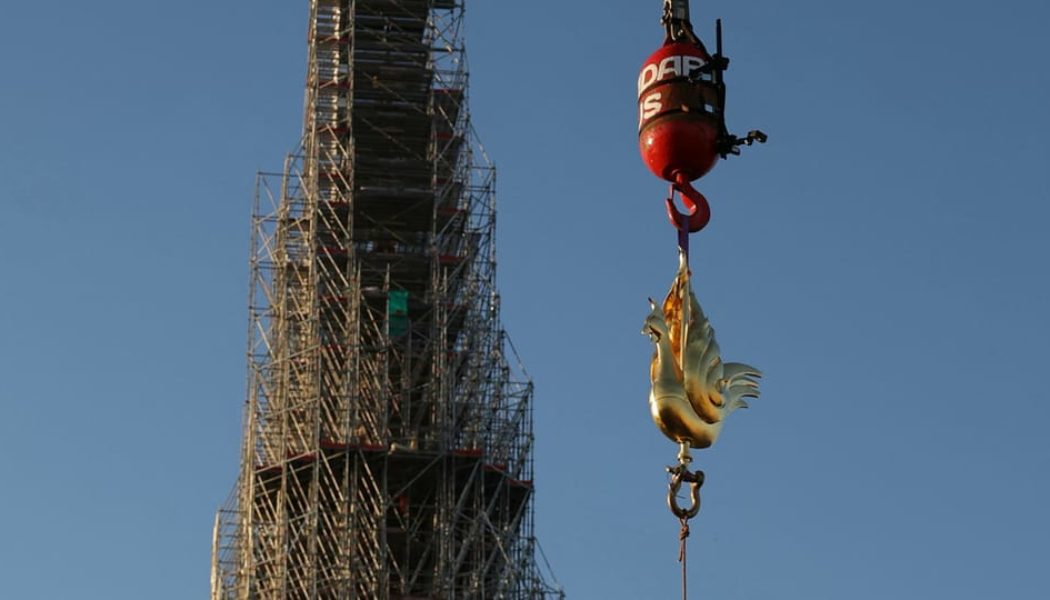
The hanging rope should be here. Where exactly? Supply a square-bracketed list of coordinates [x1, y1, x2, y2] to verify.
[678, 517, 690, 600]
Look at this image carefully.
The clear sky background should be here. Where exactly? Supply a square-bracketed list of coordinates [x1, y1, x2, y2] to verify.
[1, 1, 1048, 598]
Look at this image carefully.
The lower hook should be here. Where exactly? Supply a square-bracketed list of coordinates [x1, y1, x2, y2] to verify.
[667, 442, 704, 520]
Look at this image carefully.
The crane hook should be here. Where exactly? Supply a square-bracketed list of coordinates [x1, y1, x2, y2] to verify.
[664, 171, 711, 234]
[667, 441, 704, 520]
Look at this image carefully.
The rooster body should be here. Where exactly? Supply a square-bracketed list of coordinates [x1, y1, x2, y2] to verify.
[643, 252, 762, 449]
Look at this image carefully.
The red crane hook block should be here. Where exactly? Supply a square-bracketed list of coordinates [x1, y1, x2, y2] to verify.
[665, 171, 710, 233]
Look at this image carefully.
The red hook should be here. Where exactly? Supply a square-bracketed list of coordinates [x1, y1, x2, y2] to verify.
[664, 171, 711, 233]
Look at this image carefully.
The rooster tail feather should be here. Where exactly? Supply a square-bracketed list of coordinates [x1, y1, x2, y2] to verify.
[725, 397, 750, 416]
[723, 362, 763, 381]
[722, 361, 762, 417]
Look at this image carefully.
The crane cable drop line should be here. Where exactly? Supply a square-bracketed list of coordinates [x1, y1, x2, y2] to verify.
[639, 2, 766, 597]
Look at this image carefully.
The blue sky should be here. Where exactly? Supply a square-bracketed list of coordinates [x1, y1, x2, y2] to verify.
[1, 1, 1048, 598]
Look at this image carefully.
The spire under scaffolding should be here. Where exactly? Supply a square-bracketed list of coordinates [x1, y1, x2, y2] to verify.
[212, 1, 562, 597]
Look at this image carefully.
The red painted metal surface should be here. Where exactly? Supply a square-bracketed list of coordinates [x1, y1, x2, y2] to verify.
[637, 42, 719, 184]
[638, 41, 722, 232]
[665, 173, 711, 233]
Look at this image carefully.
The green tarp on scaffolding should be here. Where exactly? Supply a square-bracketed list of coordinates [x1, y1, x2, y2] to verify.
[388, 290, 408, 337]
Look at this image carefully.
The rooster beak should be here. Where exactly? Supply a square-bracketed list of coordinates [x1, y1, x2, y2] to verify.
[642, 324, 661, 341]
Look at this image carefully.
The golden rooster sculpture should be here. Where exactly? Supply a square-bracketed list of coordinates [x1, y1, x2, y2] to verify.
[643, 251, 762, 449]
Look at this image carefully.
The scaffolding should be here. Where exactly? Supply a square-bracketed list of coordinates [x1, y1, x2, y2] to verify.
[211, 1, 562, 598]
